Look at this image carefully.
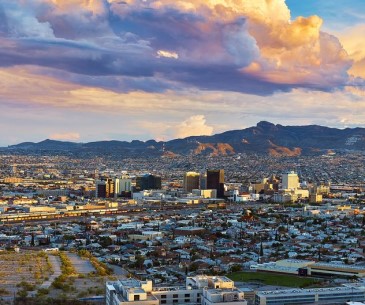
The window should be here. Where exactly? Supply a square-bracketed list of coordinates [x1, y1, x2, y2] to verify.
[173, 294, 178, 298]
[161, 295, 166, 299]
[134, 295, 140, 301]
[161, 301, 166, 304]
[185, 294, 190, 297]
[185, 298, 190, 303]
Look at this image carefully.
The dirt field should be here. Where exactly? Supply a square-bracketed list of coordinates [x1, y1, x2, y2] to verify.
[0, 250, 53, 297]
[0, 250, 118, 304]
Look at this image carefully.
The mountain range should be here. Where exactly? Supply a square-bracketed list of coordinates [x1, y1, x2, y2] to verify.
[6, 121, 365, 157]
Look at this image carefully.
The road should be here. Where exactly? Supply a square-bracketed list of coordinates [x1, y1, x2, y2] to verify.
[107, 264, 129, 278]
[67, 252, 95, 274]
[26, 254, 62, 297]
[39, 254, 62, 289]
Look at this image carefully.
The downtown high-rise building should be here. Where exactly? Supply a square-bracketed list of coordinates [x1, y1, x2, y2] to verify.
[95, 178, 115, 198]
[115, 177, 132, 196]
[183, 171, 200, 192]
[206, 169, 225, 198]
[136, 174, 162, 191]
[281, 171, 299, 190]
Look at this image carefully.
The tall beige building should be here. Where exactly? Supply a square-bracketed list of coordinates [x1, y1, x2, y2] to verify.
[183, 172, 200, 192]
[282, 171, 299, 190]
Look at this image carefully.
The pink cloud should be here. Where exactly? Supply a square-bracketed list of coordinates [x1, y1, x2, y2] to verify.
[0, 0, 357, 95]
[49, 132, 80, 141]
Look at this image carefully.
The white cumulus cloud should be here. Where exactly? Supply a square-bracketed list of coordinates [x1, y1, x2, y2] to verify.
[174, 115, 214, 138]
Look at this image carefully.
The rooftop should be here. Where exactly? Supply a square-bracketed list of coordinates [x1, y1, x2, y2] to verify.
[257, 286, 365, 297]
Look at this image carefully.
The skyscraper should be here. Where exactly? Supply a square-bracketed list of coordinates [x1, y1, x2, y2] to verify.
[282, 171, 299, 190]
[206, 169, 225, 198]
[183, 172, 200, 192]
[200, 173, 207, 190]
[95, 178, 115, 198]
[136, 174, 162, 191]
[114, 177, 132, 197]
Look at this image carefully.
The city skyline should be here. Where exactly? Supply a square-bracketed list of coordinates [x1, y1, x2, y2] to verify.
[0, 0, 364, 146]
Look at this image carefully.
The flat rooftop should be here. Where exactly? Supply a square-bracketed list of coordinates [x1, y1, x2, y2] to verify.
[257, 286, 365, 297]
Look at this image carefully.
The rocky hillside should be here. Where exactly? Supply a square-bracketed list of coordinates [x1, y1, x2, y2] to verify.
[7, 121, 365, 157]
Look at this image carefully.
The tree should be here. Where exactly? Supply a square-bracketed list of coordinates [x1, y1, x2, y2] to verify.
[230, 265, 242, 272]
[260, 241, 264, 257]
[17, 289, 28, 299]
[134, 255, 144, 269]
[99, 236, 113, 248]
[189, 262, 199, 272]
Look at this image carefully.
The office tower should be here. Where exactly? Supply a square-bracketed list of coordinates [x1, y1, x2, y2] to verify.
[105, 178, 115, 198]
[282, 171, 299, 190]
[95, 178, 115, 198]
[119, 177, 132, 192]
[114, 179, 120, 197]
[206, 169, 225, 198]
[114, 177, 132, 197]
[183, 172, 200, 192]
[136, 174, 162, 191]
[200, 173, 207, 189]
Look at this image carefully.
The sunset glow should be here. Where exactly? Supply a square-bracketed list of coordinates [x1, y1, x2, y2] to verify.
[0, 0, 364, 144]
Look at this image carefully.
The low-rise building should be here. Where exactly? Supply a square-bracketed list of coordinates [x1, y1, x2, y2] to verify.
[106, 276, 247, 305]
[255, 286, 365, 305]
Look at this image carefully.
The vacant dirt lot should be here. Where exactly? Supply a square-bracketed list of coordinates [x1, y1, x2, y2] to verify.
[0, 250, 53, 296]
[0, 250, 117, 303]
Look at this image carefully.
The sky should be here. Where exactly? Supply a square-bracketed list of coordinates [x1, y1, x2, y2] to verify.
[0, 0, 364, 145]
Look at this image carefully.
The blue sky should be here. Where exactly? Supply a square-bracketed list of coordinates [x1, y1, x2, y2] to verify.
[287, 0, 365, 30]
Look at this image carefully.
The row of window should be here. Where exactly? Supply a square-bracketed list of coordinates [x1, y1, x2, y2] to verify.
[159, 294, 201, 304]
[161, 299, 191, 304]
[161, 293, 191, 299]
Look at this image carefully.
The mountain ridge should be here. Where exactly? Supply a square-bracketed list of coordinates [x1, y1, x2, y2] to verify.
[7, 121, 365, 157]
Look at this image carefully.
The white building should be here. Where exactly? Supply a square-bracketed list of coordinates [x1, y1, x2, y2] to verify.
[115, 178, 132, 194]
[256, 286, 365, 305]
[282, 171, 299, 190]
[106, 276, 247, 305]
[273, 172, 309, 203]
[106, 279, 158, 305]
[202, 289, 245, 305]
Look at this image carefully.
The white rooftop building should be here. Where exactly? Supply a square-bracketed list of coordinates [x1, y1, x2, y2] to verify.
[106, 276, 247, 305]
[256, 286, 365, 305]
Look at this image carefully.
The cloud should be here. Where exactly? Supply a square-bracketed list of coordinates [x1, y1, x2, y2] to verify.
[1, 65, 364, 125]
[157, 50, 179, 59]
[173, 115, 214, 138]
[337, 24, 365, 78]
[49, 132, 81, 141]
[0, 1, 54, 38]
[0, 64, 365, 145]
[0, 0, 357, 95]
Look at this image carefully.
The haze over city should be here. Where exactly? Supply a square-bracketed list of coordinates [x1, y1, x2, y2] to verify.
[0, 0, 364, 146]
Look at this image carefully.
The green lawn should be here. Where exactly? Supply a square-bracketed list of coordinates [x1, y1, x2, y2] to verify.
[227, 272, 321, 288]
